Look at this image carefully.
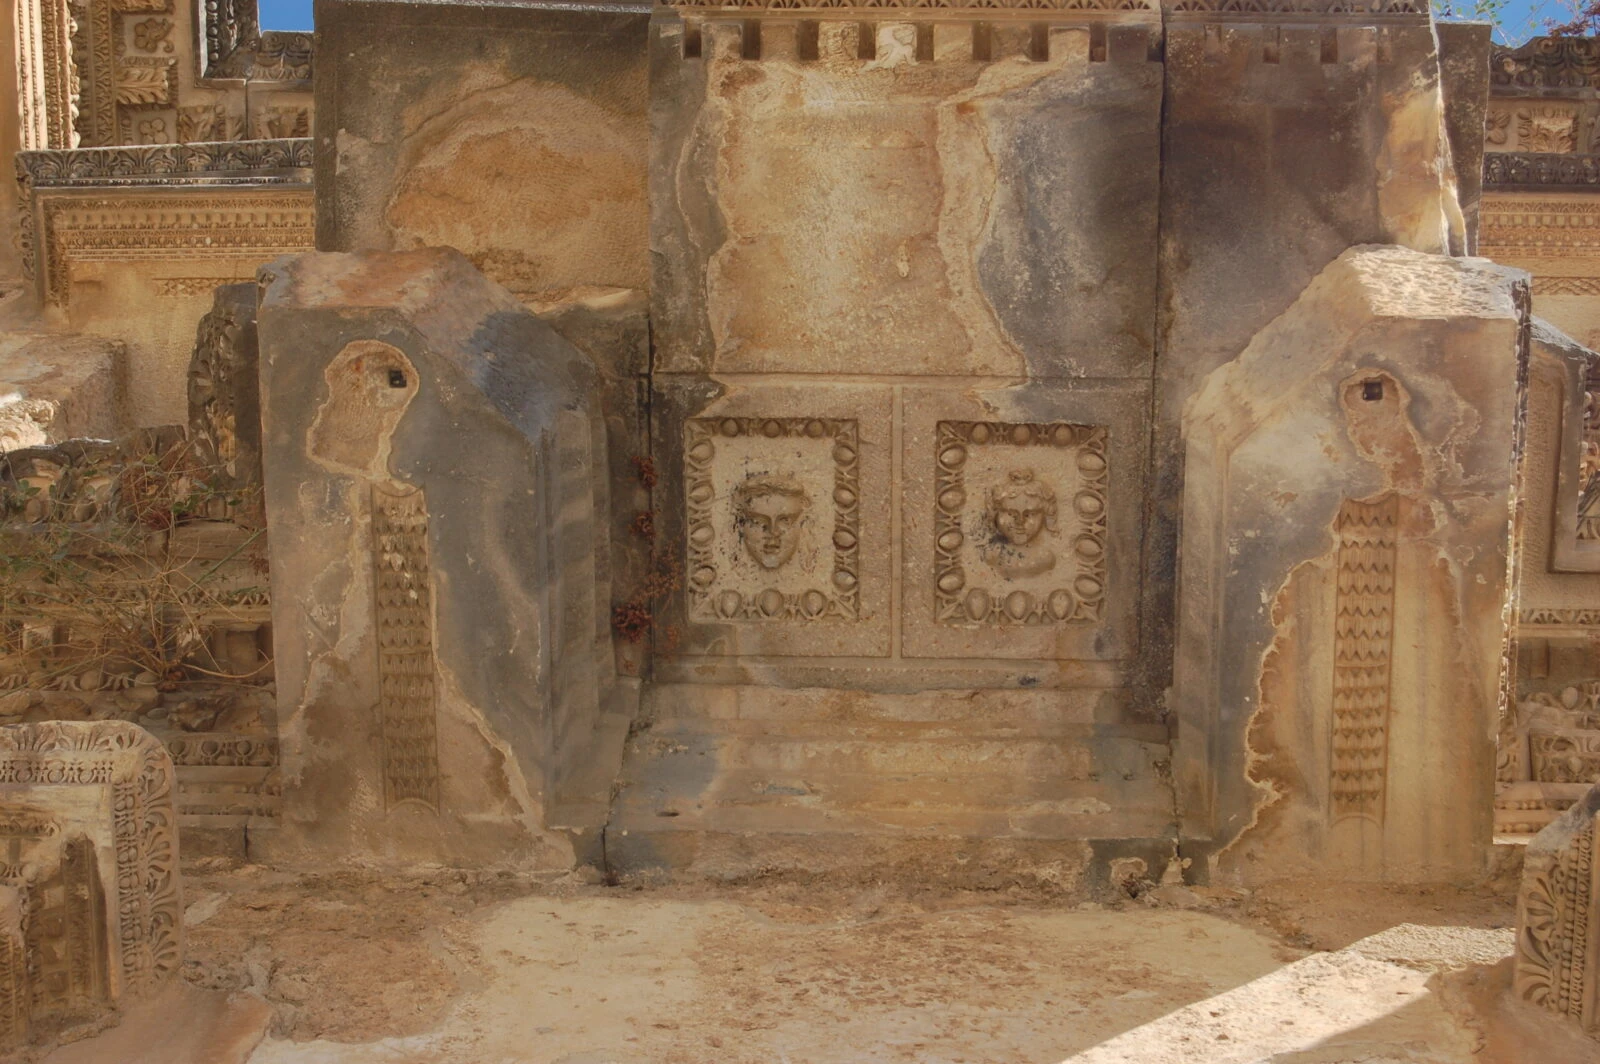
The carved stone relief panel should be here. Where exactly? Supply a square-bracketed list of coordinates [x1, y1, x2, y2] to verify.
[0, 722, 180, 1007]
[1515, 784, 1600, 1039]
[902, 383, 1147, 662]
[660, 383, 891, 661]
[371, 483, 439, 811]
[1329, 494, 1398, 824]
[1519, 105, 1582, 153]
[685, 416, 859, 625]
[933, 421, 1107, 628]
[1484, 101, 1584, 154]
[1553, 343, 1600, 571]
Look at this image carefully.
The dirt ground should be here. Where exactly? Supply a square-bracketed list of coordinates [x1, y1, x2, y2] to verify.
[101, 859, 1588, 1064]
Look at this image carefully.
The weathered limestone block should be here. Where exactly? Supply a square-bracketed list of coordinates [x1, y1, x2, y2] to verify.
[0, 721, 180, 1051]
[1146, 17, 1472, 716]
[0, 334, 125, 451]
[1173, 246, 1526, 883]
[188, 284, 264, 506]
[256, 248, 626, 867]
[1515, 781, 1600, 1039]
[314, 0, 649, 303]
[650, 10, 1162, 379]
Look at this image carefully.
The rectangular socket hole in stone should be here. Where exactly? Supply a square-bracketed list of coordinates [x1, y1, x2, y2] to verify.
[972, 22, 993, 62]
[388, 369, 407, 389]
[798, 20, 820, 61]
[1263, 27, 1280, 64]
[1029, 23, 1049, 62]
[1089, 23, 1107, 62]
[742, 20, 762, 59]
[1361, 379, 1384, 402]
[858, 22, 876, 60]
[916, 23, 934, 62]
[683, 22, 702, 59]
[1319, 26, 1338, 64]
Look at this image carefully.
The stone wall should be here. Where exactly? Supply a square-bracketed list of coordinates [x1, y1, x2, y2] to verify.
[313, 0, 650, 305]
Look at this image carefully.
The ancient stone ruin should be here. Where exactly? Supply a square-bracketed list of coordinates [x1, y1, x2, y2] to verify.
[3, 0, 1600, 1057]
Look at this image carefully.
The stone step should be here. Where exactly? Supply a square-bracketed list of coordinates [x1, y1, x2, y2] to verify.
[602, 825, 1178, 889]
[646, 684, 1136, 731]
[621, 765, 1170, 810]
[614, 800, 1172, 840]
[640, 712, 1167, 743]
[625, 727, 1166, 781]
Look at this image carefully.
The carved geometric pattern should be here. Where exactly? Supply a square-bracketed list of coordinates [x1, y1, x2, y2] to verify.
[1329, 495, 1398, 823]
[1522, 607, 1600, 628]
[1515, 806, 1598, 1033]
[1535, 277, 1600, 296]
[0, 722, 180, 1001]
[933, 421, 1107, 627]
[684, 417, 861, 623]
[371, 484, 440, 811]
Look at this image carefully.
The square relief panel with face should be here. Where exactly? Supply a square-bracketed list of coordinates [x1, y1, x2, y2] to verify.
[934, 421, 1107, 626]
[685, 417, 860, 623]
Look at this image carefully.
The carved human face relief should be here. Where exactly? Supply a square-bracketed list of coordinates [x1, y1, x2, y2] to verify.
[982, 468, 1058, 579]
[734, 475, 810, 571]
[685, 418, 859, 622]
[935, 422, 1107, 626]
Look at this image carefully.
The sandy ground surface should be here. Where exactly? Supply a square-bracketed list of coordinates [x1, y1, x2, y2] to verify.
[94, 862, 1583, 1064]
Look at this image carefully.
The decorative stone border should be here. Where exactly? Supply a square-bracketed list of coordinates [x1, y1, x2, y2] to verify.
[0, 721, 180, 1001]
[684, 416, 861, 623]
[933, 420, 1107, 627]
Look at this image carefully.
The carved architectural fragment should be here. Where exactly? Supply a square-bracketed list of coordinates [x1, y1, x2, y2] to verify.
[1329, 495, 1398, 823]
[1515, 782, 1600, 1039]
[0, 721, 181, 1050]
[684, 417, 860, 623]
[933, 421, 1107, 627]
[371, 483, 439, 810]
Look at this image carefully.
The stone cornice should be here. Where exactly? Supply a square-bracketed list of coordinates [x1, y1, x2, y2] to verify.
[15, 139, 313, 190]
[1485, 152, 1600, 192]
[1491, 36, 1600, 95]
[662, 0, 1425, 18]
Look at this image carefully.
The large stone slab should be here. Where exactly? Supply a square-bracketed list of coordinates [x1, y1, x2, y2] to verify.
[314, 0, 649, 304]
[255, 248, 628, 867]
[650, 14, 1162, 380]
[1173, 246, 1526, 883]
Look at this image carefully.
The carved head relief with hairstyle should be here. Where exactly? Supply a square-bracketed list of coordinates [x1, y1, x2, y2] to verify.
[733, 473, 810, 571]
[981, 468, 1059, 579]
[308, 340, 419, 479]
